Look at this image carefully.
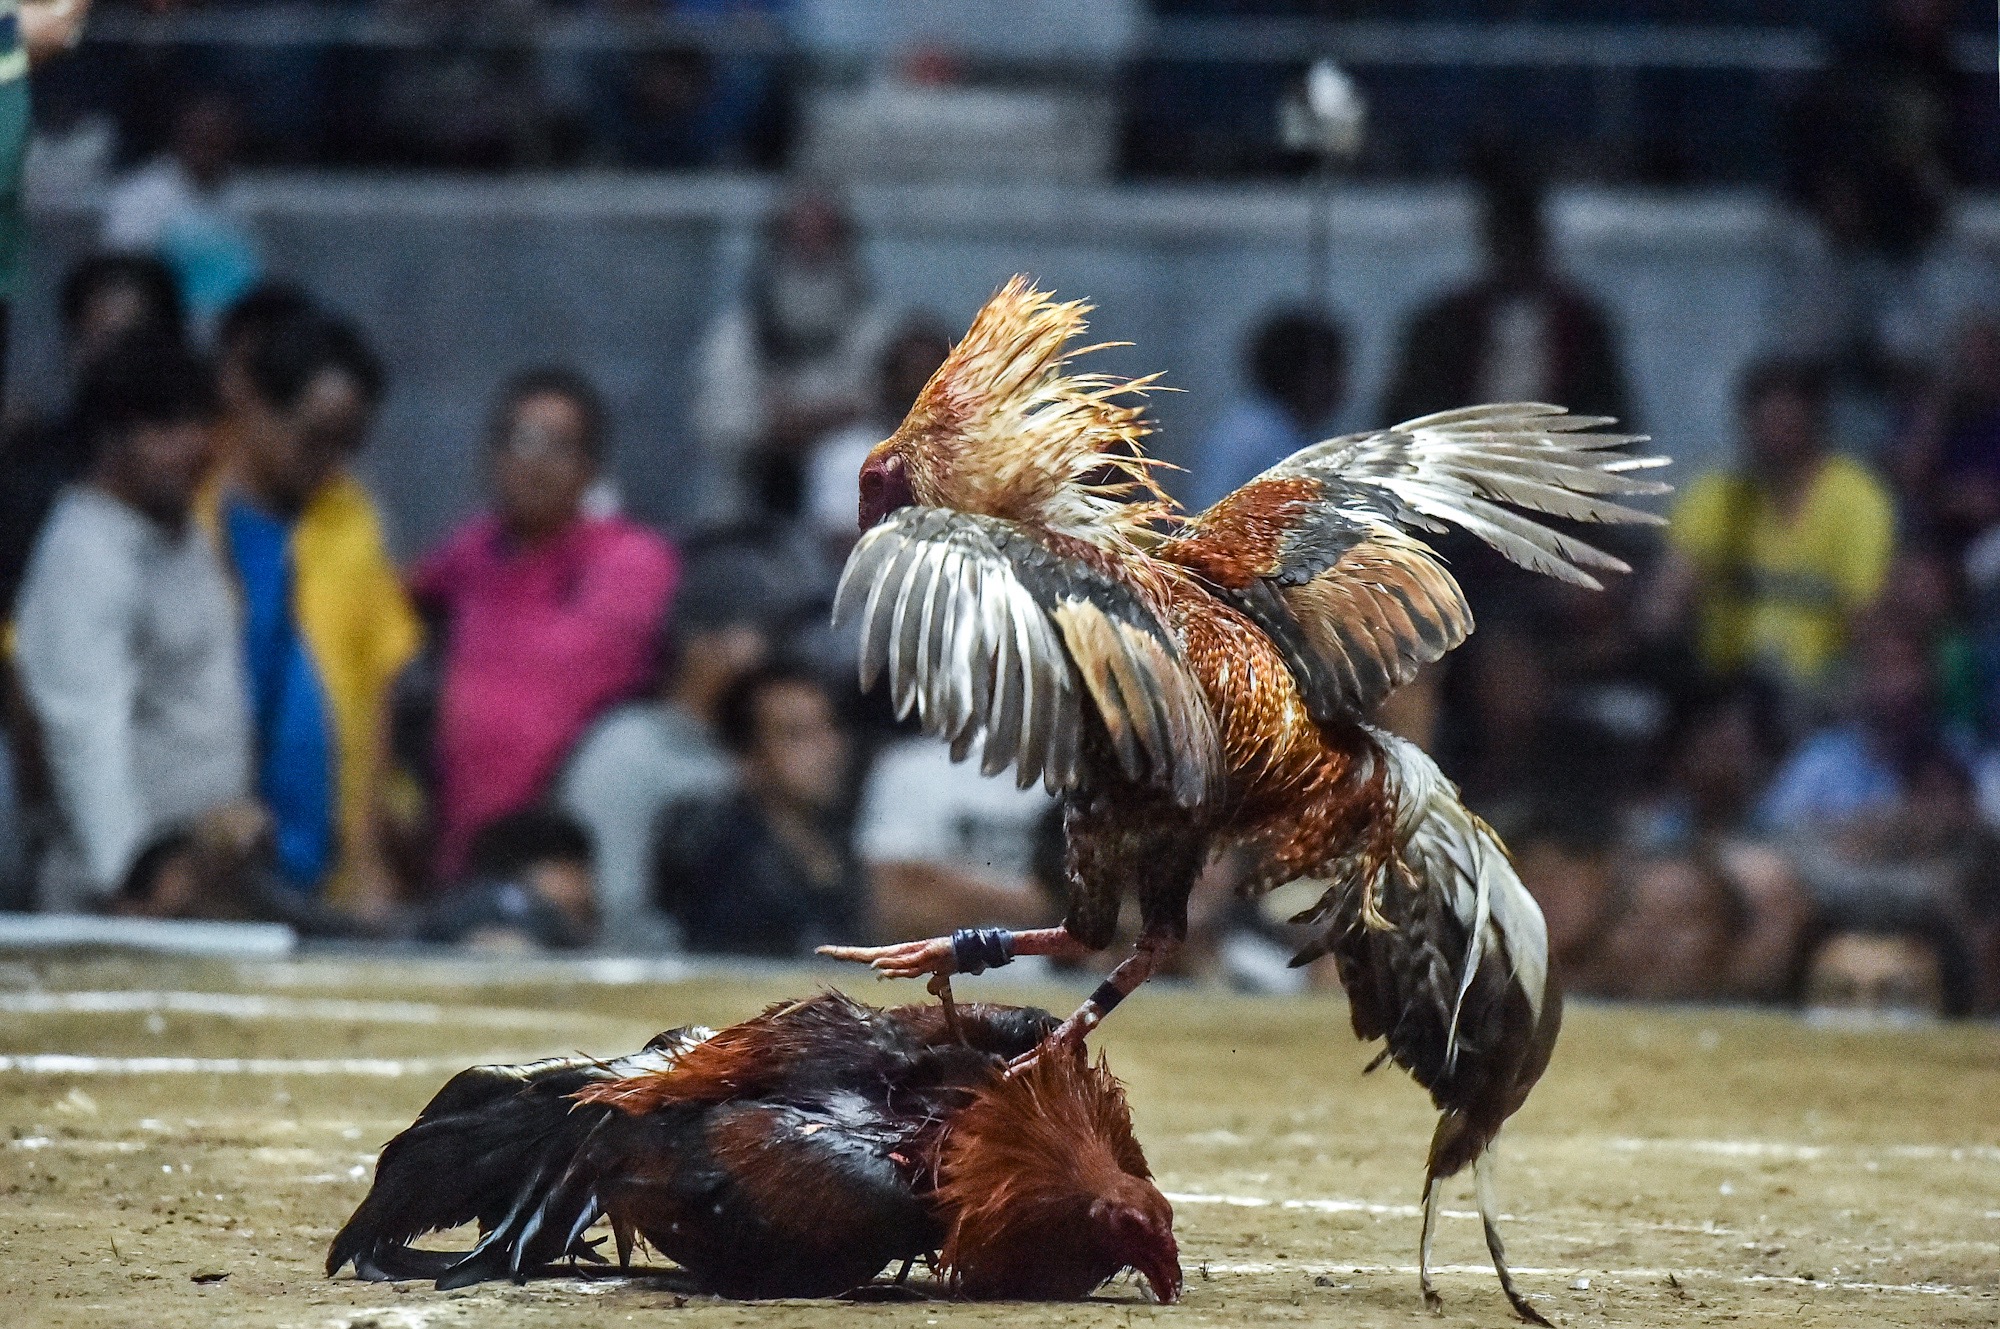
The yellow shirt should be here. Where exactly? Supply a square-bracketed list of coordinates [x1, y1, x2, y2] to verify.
[201, 471, 422, 905]
[1668, 455, 1894, 688]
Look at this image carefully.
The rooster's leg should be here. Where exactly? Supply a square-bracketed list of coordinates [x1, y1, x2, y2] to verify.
[926, 973, 964, 1043]
[818, 926, 1098, 980]
[1009, 929, 1178, 1074]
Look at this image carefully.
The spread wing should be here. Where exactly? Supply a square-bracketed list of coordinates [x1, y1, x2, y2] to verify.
[835, 506, 1220, 806]
[1161, 402, 1668, 725]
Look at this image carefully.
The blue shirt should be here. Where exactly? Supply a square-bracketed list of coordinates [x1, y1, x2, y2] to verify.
[1758, 727, 1903, 833]
[1185, 394, 1312, 512]
[223, 498, 336, 892]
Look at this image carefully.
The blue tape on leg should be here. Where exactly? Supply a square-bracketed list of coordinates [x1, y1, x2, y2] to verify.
[951, 928, 1015, 976]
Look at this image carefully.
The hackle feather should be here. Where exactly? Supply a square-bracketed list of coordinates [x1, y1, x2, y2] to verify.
[897, 275, 1172, 549]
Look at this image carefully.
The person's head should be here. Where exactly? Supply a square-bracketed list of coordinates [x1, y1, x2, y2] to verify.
[752, 187, 867, 360]
[1737, 357, 1828, 479]
[1474, 159, 1550, 285]
[168, 90, 242, 189]
[486, 366, 606, 545]
[661, 617, 771, 721]
[59, 254, 185, 370]
[464, 807, 598, 937]
[876, 318, 952, 422]
[1608, 859, 1750, 1000]
[1672, 685, 1783, 831]
[215, 284, 316, 415]
[80, 332, 218, 528]
[715, 666, 848, 816]
[1804, 930, 1946, 1018]
[236, 311, 384, 516]
[1850, 617, 1936, 743]
[1247, 309, 1346, 432]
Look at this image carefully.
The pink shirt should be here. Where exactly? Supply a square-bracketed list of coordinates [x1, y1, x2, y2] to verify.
[412, 514, 678, 881]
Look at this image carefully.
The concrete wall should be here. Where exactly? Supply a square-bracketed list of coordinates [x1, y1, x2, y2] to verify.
[17, 175, 2000, 557]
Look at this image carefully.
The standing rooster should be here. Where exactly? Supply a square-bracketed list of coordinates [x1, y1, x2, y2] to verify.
[328, 991, 1179, 1303]
[820, 277, 1668, 1323]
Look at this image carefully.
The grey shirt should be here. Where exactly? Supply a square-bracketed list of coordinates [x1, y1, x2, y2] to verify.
[14, 486, 251, 904]
[556, 700, 732, 950]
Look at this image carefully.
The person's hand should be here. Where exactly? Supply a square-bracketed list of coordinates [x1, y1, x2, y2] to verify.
[191, 799, 271, 860]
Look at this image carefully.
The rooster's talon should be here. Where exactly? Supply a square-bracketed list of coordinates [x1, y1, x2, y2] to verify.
[816, 939, 957, 980]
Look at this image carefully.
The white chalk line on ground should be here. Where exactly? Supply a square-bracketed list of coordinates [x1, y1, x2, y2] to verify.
[1193, 1261, 1985, 1297]
[1183, 1131, 2000, 1166]
[1607, 1136, 2000, 1164]
[0, 988, 622, 1029]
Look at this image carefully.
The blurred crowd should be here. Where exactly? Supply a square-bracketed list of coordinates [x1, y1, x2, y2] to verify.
[4, 159, 1999, 1026]
[0, 4, 1995, 1028]
[28, 1, 1999, 187]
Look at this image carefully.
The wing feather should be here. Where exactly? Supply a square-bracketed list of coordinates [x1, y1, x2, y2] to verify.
[837, 507, 1219, 804]
[1162, 402, 1665, 722]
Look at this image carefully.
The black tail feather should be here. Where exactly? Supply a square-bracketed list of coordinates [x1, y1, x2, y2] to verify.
[328, 1057, 619, 1282]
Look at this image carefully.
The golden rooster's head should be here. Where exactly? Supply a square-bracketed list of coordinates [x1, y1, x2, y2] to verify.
[858, 276, 1171, 550]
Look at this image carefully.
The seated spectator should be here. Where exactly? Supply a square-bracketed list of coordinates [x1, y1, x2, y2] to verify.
[1761, 619, 1991, 951]
[1380, 153, 1631, 427]
[691, 187, 889, 523]
[101, 90, 263, 331]
[1437, 622, 1632, 846]
[1590, 857, 1753, 1002]
[413, 367, 678, 881]
[1760, 620, 1963, 838]
[555, 609, 762, 951]
[856, 732, 1057, 945]
[1661, 358, 1896, 704]
[1512, 832, 1618, 990]
[1, 253, 185, 622]
[1891, 315, 2000, 556]
[1184, 309, 1346, 513]
[414, 808, 597, 952]
[653, 665, 862, 957]
[803, 315, 951, 538]
[12, 333, 253, 912]
[1616, 685, 1814, 1003]
[209, 309, 420, 916]
[1802, 927, 1966, 1021]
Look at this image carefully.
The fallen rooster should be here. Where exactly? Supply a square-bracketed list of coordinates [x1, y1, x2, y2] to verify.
[328, 991, 1179, 1302]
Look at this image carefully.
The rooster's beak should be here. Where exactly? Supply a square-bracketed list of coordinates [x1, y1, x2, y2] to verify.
[858, 452, 914, 531]
[1137, 1243, 1183, 1304]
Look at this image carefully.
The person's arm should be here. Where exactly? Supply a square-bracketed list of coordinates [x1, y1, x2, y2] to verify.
[561, 530, 677, 702]
[12, 514, 149, 895]
[22, 0, 91, 64]
[342, 503, 425, 919]
[1832, 466, 1897, 612]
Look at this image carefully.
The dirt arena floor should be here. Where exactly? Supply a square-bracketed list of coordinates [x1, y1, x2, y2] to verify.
[3, 952, 1996, 1329]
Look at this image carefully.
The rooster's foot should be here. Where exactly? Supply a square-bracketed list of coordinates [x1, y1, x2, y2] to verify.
[817, 936, 956, 980]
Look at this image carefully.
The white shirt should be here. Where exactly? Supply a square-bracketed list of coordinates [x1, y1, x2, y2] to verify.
[856, 737, 1055, 892]
[803, 416, 890, 535]
[15, 487, 251, 903]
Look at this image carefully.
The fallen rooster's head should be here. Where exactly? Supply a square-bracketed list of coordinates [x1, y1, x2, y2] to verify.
[935, 1043, 1181, 1304]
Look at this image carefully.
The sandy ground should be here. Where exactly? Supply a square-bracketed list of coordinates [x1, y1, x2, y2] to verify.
[2, 952, 1997, 1329]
